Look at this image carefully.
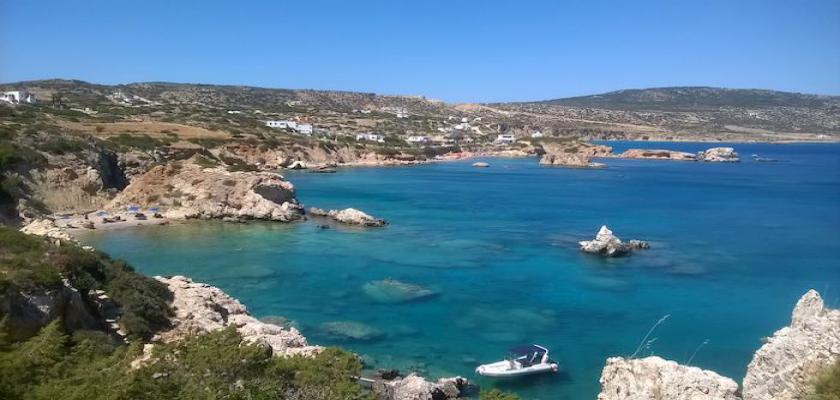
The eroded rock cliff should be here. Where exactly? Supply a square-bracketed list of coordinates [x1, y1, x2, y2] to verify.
[597, 356, 740, 400]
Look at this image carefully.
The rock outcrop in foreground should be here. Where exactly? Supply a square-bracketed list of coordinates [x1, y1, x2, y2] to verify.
[580, 225, 649, 257]
[598, 356, 740, 400]
[539, 141, 613, 168]
[742, 289, 840, 400]
[156, 275, 321, 357]
[309, 207, 387, 227]
[372, 374, 472, 400]
[598, 290, 839, 400]
[108, 161, 304, 222]
[697, 147, 740, 162]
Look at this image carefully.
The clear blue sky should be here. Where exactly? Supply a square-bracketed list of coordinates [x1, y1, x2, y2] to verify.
[1, 0, 838, 102]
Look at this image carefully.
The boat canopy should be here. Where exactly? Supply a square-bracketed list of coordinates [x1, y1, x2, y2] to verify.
[507, 345, 548, 367]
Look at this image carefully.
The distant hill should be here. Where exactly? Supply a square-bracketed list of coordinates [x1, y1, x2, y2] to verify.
[529, 87, 840, 111]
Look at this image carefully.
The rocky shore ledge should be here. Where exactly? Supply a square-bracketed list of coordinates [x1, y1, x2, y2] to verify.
[597, 289, 840, 400]
[619, 146, 740, 163]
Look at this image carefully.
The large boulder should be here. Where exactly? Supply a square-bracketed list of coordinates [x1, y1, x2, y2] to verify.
[0, 278, 101, 341]
[324, 207, 387, 227]
[697, 147, 740, 162]
[597, 356, 741, 400]
[108, 160, 304, 222]
[155, 275, 321, 357]
[539, 141, 613, 168]
[742, 290, 840, 400]
[580, 226, 649, 257]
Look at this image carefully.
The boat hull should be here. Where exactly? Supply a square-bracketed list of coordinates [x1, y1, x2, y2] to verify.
[475, 361, 559, 378]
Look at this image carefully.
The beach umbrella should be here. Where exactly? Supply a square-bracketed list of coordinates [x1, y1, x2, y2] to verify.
[128, 205, 141, 213]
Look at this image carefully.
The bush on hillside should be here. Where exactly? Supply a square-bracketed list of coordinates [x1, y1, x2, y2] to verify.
[0, 323, 371, 400]
[809, 359, 840, 400]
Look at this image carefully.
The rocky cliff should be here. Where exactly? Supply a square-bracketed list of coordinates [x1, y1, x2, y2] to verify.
[597, 356, 740, 400]
[742, 290, 840, 400]
[597, 290, 839, 400]
[155, 275, 321, 357]
[108, 159, 303, 222]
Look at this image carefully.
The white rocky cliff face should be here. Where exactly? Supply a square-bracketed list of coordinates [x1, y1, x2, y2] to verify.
[597, 356, 741, 400]
[597, 290, 840, 400]
[108, 160, 303, 222]
[155, 275, 321, 357]
[742, 289, 840, 400]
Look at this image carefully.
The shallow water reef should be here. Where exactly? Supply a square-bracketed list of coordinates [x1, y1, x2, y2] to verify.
[320, 320, 385, 341]
[362, 279, 438, 304]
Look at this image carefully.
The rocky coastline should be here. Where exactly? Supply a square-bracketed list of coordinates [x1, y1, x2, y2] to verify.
[597, 289, 840, 400]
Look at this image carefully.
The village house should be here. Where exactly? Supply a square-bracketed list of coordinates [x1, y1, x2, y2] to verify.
[495, 133, 516, 144]
[1, 90, 36, 104]
[407, 135, 432, 144]
[530, 131, 545, 138]
[356, 133, 385, 143]
[297, 124, 313, 135]
[265, 120, 297, 129]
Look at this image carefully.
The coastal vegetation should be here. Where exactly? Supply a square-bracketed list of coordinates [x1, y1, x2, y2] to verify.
[0, 227, 372, 400]
[809, 360, 840, 400]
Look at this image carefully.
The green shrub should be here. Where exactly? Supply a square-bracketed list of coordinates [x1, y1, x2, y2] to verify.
[480, 388, 521, 400]
[0, 324, 371, 400]
[809, 360, 840, 400]
[39, 135, 89, 155]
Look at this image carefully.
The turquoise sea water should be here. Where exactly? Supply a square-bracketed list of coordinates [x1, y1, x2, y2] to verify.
[79, 142, 840, 399]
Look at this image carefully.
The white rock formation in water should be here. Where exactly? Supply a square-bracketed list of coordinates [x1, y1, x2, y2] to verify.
[697, 147, 740, 162]
[155, 275, 321, 357]
[742, 289, 840, 400]
[580, 225, 649, 257]
[597, 356, 740, 400]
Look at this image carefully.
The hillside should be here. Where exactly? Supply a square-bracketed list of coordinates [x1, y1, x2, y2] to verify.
[529, 86, 840, 110]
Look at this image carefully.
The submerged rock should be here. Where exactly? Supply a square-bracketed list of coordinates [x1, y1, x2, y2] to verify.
[597, 356, 740, 400]
[362, 279, 438, 304]
[579, 225, 649, 257]
[319, 320, 384, 341]
[697, 147, 740, 162]
[742, 289, 840, 400]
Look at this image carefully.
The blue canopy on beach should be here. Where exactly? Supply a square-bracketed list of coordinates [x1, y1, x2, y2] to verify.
[128, 205, 141, 213]
[148, 207, 160, 213]
[96, 211, 109, 217]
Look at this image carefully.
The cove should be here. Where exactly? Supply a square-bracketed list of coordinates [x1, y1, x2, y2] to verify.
[78, 142, 840, 399]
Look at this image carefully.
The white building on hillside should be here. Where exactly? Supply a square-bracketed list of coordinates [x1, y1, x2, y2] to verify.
[495, 133, 516, 144]
[266, 120, 297, 130]
[356, 133, 385, 143]
[407, 135, 431, 144]
[530, 131, 545, 138]
[297, 124, 313, 135]
[1, 90, 36, 104]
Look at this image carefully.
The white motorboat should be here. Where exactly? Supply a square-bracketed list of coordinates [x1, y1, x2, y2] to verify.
[475, 344, 559, 378]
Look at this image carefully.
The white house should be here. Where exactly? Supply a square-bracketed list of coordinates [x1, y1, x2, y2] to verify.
[1, 90, 36, 104]
[356, 133, 385, 143]
[495, 133, 516, 144]
[266, 120, 297, 130]
[530, 131, 545, 138]
[297, 124, 313, 135]
[407, 135, 431, 144]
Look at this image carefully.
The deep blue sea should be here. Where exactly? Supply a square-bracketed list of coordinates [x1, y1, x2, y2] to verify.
[79, 142, 840, 399]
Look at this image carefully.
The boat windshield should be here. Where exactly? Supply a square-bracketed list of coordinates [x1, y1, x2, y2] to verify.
[507, 345, 547, 367]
